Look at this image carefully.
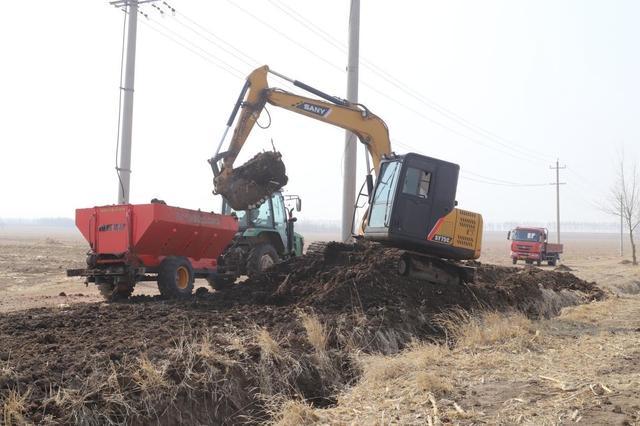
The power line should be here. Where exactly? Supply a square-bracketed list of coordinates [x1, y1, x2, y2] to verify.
[460, 175, 550, 187]
[266, 0, 554, 164]
[224, 0, 551, 164]
[171, 13, 259, 69]
[393, 139, 548, 187]
[141, 2, 562, 188]
[139, 14, 245, 78]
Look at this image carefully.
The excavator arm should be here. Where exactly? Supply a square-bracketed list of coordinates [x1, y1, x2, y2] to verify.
[212, 65, 484, 269]
[211, 65, 392, 209]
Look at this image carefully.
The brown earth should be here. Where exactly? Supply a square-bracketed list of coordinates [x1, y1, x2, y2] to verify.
[216, 151, 288, 211]
[0, 238, 605, 424]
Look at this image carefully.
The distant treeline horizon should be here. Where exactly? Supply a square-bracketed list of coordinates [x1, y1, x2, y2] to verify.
[0, 217, 624, 234]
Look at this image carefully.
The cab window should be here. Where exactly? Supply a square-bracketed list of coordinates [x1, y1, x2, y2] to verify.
[402, 167, 431, 198]
[369, 161, 401, 228]
[223, 200, 272, 228]
[272, 195, 286, 224]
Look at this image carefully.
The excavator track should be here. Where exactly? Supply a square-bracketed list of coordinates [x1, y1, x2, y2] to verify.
[304, 240, 475, 286]
[397, 250, 476, 285]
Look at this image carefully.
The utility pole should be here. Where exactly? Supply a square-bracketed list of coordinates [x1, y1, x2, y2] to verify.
[341, 0, 360, 242]
[111, 0, 157, 204]
[549, 159, 566, 243]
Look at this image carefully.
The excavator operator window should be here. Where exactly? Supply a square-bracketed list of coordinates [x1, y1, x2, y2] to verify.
[402, 167, 431, 198]
[369, 160, 401, 228]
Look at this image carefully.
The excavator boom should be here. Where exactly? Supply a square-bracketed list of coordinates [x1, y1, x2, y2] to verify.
[210, 66, 390, 210]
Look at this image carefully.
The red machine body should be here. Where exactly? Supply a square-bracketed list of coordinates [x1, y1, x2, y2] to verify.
[75, 203, 238, 271]
[507, 227, 563, 266]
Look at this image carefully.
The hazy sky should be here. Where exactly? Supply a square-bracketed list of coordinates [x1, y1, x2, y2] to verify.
[1, 0, 638, 224]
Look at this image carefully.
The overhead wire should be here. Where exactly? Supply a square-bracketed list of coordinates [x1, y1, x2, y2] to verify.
[392, 139, 548, 187]
[223, 0, 550, 165]
[139, 2, 555, 188]
[171, 13, 260, 69]
[266, 0, 554, 164]
[139, 15, 244, 79]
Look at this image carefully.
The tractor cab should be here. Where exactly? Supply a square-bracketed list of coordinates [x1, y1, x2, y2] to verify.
[222, 191, 303, 257]
[213, 191, 304, 289]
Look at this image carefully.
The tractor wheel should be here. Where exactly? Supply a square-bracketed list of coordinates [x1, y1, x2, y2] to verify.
[207, 274, 236, 291]
[512, 258, 517, 265]
[157, 257, 194, 299]
[97, 279, 133, 302]
[247, 243, 279, 278]
[536, 259, 542, 266]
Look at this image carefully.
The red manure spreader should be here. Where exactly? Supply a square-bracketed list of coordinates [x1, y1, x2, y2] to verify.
[67, 203, 238, 301]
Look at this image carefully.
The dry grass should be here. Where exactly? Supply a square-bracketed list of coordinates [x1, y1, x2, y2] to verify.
[271, 400, 319, 426]
[414, 371, 454, 395]
[221, 332, 248, 354]
[298, 310, 328, 355]
[131, 355, 169, 395]
[560, 298, 617, 323]
[296, 298, 640, 425]
[2, 389, 29, 426]
[197, 333, 237, 367]
[437, 310, 540, 352]
[256, 327, 283, 360]
[359, 343, 448, 384]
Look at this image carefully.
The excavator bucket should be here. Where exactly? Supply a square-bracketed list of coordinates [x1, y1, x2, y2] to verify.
[214, 151, 288, 211]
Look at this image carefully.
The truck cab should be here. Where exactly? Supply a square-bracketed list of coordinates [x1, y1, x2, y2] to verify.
[507, 227, 562, 266]
[210, 191, 304, 290]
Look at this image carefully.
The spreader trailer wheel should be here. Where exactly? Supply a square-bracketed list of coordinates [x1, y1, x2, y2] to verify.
[157, 256, 195, 299]
[97, 278, 134, 302]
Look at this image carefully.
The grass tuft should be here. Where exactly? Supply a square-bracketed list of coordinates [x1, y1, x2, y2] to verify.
[256, 327, 283, 360]
[270, 399, 319, 426]
[298, 310, 328, 355]
[2, 389, 29, 426]
[436, 310, 539, 351]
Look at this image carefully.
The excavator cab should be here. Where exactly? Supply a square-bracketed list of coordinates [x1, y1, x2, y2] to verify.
[364, 153, 482, 261]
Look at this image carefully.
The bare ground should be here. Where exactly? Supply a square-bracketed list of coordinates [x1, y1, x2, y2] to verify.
[1, 229, 639, 424]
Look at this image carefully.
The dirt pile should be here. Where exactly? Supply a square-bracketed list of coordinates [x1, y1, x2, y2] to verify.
[0, 242, 605, 424]
[215, 151, 288, 210]
[219, 242, 603, 316]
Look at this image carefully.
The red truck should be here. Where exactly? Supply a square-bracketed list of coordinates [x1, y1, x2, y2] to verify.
[507, 227, 563, 266]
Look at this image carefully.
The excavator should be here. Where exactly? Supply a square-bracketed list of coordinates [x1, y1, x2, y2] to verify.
[210, 65, 483, 284]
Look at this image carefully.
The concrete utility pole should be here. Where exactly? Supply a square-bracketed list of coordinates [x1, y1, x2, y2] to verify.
[112, 0, 139, 204]
[111, 0, 157, 204]
[342, 0, 360, 242]
[549, 159, 566, 243]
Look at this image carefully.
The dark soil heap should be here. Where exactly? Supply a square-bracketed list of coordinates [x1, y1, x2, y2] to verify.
[216, 151, 288, 210]
[219, 241, 603, 316]
[0, 242, 604, 425]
